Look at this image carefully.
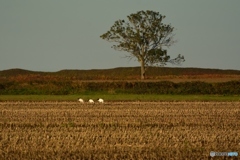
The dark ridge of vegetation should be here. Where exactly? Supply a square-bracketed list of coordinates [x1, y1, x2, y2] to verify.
[0, 80, 240, 95]
[1, 67, 240, 80]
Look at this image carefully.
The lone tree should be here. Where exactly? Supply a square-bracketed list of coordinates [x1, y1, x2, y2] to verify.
[100, 10, 185, 80]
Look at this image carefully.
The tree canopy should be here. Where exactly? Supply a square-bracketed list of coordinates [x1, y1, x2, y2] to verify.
[100, 10, 185, 79]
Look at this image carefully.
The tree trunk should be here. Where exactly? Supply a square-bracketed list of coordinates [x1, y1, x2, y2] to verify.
[140, 60, 145, 80]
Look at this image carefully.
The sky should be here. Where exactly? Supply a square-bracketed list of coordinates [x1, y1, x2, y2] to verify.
[0, 0, 240, 72]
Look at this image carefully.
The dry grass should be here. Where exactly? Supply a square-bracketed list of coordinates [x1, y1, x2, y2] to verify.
[156, 75, 240, 83]
[69, 74, 240, 83]
[0, 101, 239, 159]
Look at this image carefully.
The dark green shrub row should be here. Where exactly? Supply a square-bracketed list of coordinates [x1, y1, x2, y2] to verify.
[0, 80, 239, 95]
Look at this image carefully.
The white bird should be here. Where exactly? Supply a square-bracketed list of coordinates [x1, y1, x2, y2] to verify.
[97, 98, 104, 103]
[88, 99, 94, 103]
[78, 98, 84, 103]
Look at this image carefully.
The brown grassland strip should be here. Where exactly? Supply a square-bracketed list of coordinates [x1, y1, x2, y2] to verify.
[71, 75, 240, 83]
[0, 102, 239, 159]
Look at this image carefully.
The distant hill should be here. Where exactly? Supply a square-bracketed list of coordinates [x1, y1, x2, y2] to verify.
[1, 67, 240, 82]
[1, 67, 240, 95]
[0, 68, 45, 76]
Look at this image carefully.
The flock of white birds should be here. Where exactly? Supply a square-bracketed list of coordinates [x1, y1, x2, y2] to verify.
[78, 98, 104, 104]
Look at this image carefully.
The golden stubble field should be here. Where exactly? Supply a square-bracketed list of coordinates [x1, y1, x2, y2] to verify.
[0, 101, 239, 159]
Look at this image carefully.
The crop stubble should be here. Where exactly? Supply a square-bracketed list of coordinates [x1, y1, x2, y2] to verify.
[0, 101, 239, 159]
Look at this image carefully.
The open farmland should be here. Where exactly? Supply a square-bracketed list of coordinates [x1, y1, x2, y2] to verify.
[0, 101, 239, 159]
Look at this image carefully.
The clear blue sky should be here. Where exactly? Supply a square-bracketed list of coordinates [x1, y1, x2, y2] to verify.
[1, 0, 240, 72]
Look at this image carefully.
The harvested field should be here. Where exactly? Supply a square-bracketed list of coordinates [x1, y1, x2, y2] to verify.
[0, 101, 239, 159]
